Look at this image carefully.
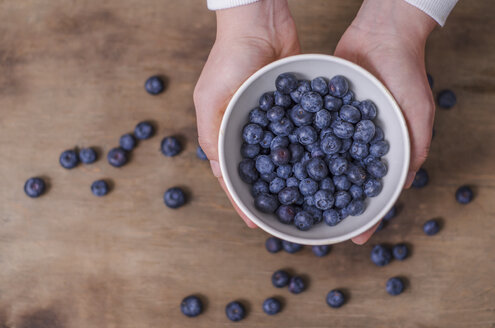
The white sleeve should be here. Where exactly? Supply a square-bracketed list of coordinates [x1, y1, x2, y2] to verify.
[207, 0, 260, 10]
[403, 0, 459, 26]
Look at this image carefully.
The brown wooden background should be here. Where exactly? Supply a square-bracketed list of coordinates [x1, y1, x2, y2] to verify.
[0, 1, 494, 327]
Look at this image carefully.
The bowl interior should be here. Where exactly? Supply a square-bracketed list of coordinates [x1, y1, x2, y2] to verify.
[219, 54, 409, 245]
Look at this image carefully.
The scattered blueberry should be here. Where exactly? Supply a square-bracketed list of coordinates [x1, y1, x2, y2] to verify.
[392, 243, 409, 260]
[164, 187, 186, 209]
[107, 147, 128, 167]
[161, 136, 182, 157]
[79, 147, 97, 164]
[225, 301, 246, 322]
[272, 270, 291, 288]
[455, 185, 473, 204]
[145, 76, 164, 95]
[386, 277, 405, 296]
[91, 179, 109, 197]
[312, 245, 331, 257]
[59, 149, 79, 169]
[196, 146, 208, 160]
[412, 168, 429, 188]
[282, 240, 303, 253]
[262, 298, 282, 315]
[24, 177, 46, 198]
[134, 121, 154, 140]
[326, 290, 345, 308]
[265, 237, 282, 253]
[370, 244, 392, 266]
[423, 219, 440, 236]
[427, 73, 434, 89]
[437, 89, 456, 109]
[180, 295, 203, 317]
[119, 133, 136, 151]
[383, 205, 397, 221]
[288, 276, 306, 294]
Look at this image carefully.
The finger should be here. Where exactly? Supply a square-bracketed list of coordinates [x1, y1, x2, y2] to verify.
[217, 175, 258, 228]
[351, 221, 381, 245]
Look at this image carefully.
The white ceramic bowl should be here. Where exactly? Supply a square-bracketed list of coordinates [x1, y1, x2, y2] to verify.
[219, 54, 410, 245]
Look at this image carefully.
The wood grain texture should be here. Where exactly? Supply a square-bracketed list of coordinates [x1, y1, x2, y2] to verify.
[0, 0, 494, 327]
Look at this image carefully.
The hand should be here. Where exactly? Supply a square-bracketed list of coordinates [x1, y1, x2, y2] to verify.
[335, 0, 437, 244]
[194, 1, 300, 228]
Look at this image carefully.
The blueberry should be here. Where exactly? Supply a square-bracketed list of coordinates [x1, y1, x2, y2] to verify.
[289, 276, 306, 294]
[367, 159, 388, 179]
[265, 237, 282, 253]
[24, 177, 46, 198]
[329, 156, 349, 176]
[349, 184, 364, 199]
[282, 240, 303, 253]
[350, 142, 369, 160]
[371, 244, 392, 266]
[334, 190, 351, 209]
[294, 211, 314, 231]
[164, 187, 186, 209]
[324, 95, 343, 111]
[304, 195, 315, 206]
[306, 157, 328, 181]
[289, 143, 304, 163]
[412, 168, 429, 188]
[255, 193, 279, 213]
[364, 178, 382, 197]
[243, 123, 264, 144]
[341, 90, 354, 105]
[369, 140, 389, 157]
[353, 120, 376, 144]
[393, 243, 409, 260]
[272, 270, 291, 288]
[370, 126, 384, 144]
[301, 151, 312, 164]
[300, 91, 323, 113]
[260, 131, 275, 149]
[278, 187, 300, 205]
[293, 162, 308, 180]
[320, 128, 334, 140]
[119, 133, 136, 151]
[455, 185, 473, 204]
[225, 301, 246, 322]
[276, 205, 296, 224]
[275, 73, 298, 94]
[339, 105, 361, 123]
[259, 92, 275, 111]
[299, 178, 318, 196]
[309, 143, 324, 158]
[339, 207, 350, 220]
[320, 135, 342, 155]
[269, 177, 286, 194]
[311, 76, 329, 95]
[376, 220, 385, 231]
[288, 132, 298, 143]
[358, 100, 377, 120]
[339, 138, 353, 154]
[249, 107, 269, 127]
[427, 73, 434, 89]
[161, 136, 182, 157]
[319, 177, 335, 193]
[263, 298, 282, 315]
[296, 126, 318, 145]
[362, 155, 376, 166]
[351, 100, 361, 107]
[251, 180, 269, 197]
[326, 290, 345, 308]
[289, 104, 314, 127]
[328, 75, 349, 97]
[314, 109, 332, 130]
[274, 91, 292, 108]
[314, 190, 334, 210]
[107, 147, 128, 167]
[269, 117, 294, 136]
[303, 204, 323, 224]
[91, 179, 109, 197]
[180, 295, 203, 317]
[386, 277, 405, 296]
[238, 159, 259, 184]
[241, 143, 260, 159]
[261, 172, 277, 182]
[423, 219, 440, 235]
[346, 165, 367, 186]
[134, 121, 154, 140]
[437, 89, 456, 109]
[323, 209, 341, 226]
[383, 205, 397, 221]
[346, 199, 365, 216]
[276, 164, 291, 179]
[312, 245, 331, 257]
[144, 76, 164, 95]
[196, 146, 208, 160]
[79, 147, 97, 164]
[333, 175, 351, 191]
[255, 155, 275, 174]
[60, 149, 79, 169]
[332, 120, 354, 139]
[270, 148, 290, 166]
[266, 106, 285, 123]
[286, 177, 299, 188]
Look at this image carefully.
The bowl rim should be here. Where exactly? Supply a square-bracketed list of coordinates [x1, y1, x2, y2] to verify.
[218, 53, 410, 245]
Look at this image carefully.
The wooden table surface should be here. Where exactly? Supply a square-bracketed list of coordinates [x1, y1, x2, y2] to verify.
[0, 1, 494, 327]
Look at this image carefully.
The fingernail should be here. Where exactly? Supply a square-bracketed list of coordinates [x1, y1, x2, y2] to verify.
[209, 160, 222, 178]
[405, 171, 416, 188]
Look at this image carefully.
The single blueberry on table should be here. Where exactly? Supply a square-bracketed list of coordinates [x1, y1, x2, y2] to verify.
[276, 205, 296, 224]
[294, 211, 314, 231]
[341, 90, 354, 105]
[289, 276, 306, 294]
[225, 301, 246, 322]
[255, 193, 279, 213]
[249, 107, 269, 127]
[238, 159, 259, 183]
[455, 185, 474, 204]
[259, 131, 275, 149]
[274, 91, 292, 108]
[60, 149, 79, 169]
[369, 140, 389, 157]
[251, 180, 269, 197]
[296, 126, 318, 146]
[272, 270, 291, 288]
[269, 117, 294, 137]
[324, 94, 343, 111]
[196, 146, 208, 160]
[326, 290, 346, 308]
[320, 135, 342, 155]
[346, 199, 365, 216]
[24, 177, 46, 198]
[334, 190, 352, 209]
[180, 295, 203, 317]
[393, 243, 409, 261]
[266, 106, 285, 122]
[314, 190, 334, 210]
[339, 105, 361, 123]
[367, 159, 388, 179]
[299, 178, 318, 196]
[91, 180, 109, 197]
[427, 73, 434, 89]
[364, 178, 382, 197]
[437, 89, 456, 109]
[323, 209, 341, 226]
[242, 123, 264, 145]
[275, 72, 298, 94]
[371, 244, 392, 266]
[300, 91, 323, 113]
[353, 120, 376, 144]
[314, 109, 332, 130]
[312, 245, 331, 257]
[320, 177, 335, 193]
[290, 80, 311, 103]
[350, 142, 369, 160]
[289, 104, 314, 127]
[333, 175, 351, 191]
[255, 155, 275, 174]
[259, 91, 275, 111]
[370, 126, 384, 144]
[311, 76, 329, 95]
[293, 162, 308, 180]
[286, 177, 299, 188]
[119, 133, 136, 151]
[328, 75, 349, 97]
[282, 240, 303, 253]
[161, 136, 182, 157]
[276, 164, 292, 179]
[303, 204, 323, 224]
[265, 237, 282, 253]
[164, 187, 186, 209]
[349, 184, 364, 199]
[79, 147, 97, 164]
[412, 168, 429, 188]
[346, 165, 367, 186]
[263, 298, 282, 315]
[306, 157, 328, 181]
[358, 100, 377, 120]
[241, 143, 260, 159]
[270, 147, 291, 166]
[423, 219, 440, 235]
[107, 147, 128, 167]
[386, 277, 405, 296]
[332, 120, 354, 139]
[269, 177, 286, 194]
[134, 121, 154, 140]
[383, 205, 397, 221]
[329, 156, 349, 176]
[145, 76, 164, 95]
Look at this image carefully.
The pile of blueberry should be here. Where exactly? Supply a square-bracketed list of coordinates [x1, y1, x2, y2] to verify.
[239, 73, 390, 231]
